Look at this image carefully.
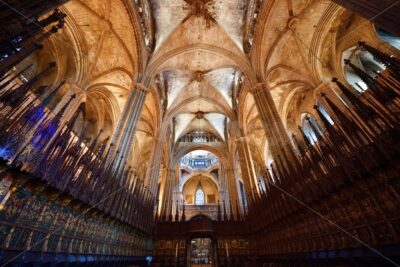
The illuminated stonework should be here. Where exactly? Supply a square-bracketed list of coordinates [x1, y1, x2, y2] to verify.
[1, 0, 399, 266]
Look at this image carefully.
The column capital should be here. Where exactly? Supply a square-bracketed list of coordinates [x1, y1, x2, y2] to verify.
[134, 83, 150, 92]
[249, 83, 267, 94]
[236, 136, 249, 143]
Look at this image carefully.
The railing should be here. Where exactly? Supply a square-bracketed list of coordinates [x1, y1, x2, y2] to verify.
[182, 204, 218, 211]
[181, 204, 219, 221]
[180, 155, 219, 169]
[178, 132, 220, 143]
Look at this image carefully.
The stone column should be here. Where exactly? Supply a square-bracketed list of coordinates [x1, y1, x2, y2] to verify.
[108, 84, 148, 170]
[251, 83, 296, 172]
[171, 165, 180, 220]
[218, 166, 230, 214]
[109, 88, 136, 152]
[161, 168, 174, 220]
[332, 0, 400, 36]
[52, 83, 83, 124]
[42, 84, 83, 147]
[145, 136, 164, 197]
[236, 136, 258, 205]
[225, 167, 240, 218]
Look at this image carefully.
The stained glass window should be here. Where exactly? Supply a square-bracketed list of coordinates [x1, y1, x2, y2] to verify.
[195, 188, 205, 205]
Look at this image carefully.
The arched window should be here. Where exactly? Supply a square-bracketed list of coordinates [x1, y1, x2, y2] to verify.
[342, 47, 385, 93]
[301, 113, 323, 145]
[316, 102, 334, 125]
[195, 188, 205, 205]
[376, 27, 400, 50]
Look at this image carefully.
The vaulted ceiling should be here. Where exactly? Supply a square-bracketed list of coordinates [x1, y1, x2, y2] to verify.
[148, 0, 250, 148]
[133, 0, 374, 164]
[51, 0, 158, 172]
[37, 0, 382, 169]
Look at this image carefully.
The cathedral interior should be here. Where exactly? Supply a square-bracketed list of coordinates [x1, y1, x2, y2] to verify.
[0, 0, 399, 266]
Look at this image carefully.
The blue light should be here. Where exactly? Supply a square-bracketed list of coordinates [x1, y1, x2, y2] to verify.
[25, 105, 46, 124]
[31, 121, 58, 149]
[0, 146, 10, 159]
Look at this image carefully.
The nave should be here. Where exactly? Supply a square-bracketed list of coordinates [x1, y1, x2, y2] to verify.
[0, 0, 399, 266]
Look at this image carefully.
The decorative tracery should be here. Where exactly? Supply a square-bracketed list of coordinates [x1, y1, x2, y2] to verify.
[195, 187, 205, 205]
